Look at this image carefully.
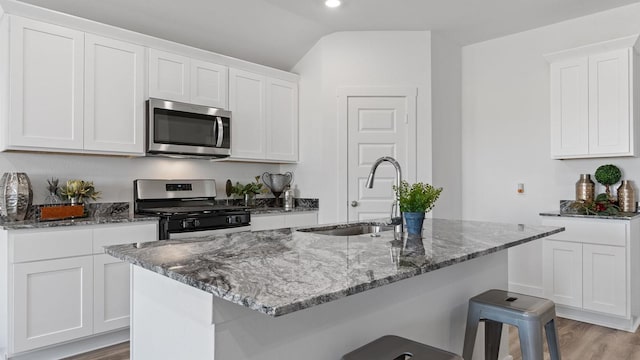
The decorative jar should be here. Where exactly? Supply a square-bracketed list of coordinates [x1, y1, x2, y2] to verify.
[617, 180, 636, 213]
[575, 174, 595, 202]
[0, 172, 33, 221]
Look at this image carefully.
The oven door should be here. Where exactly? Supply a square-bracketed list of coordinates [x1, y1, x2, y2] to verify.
[169, 225, 251, 240]
[147, 98, 231, 158]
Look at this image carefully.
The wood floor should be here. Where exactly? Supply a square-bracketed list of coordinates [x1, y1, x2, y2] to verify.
[63, 317, 640, 360]
[62, 341, 129, 360]
[508, 317, 640, 360]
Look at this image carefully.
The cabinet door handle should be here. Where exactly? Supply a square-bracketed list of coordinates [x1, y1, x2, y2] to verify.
[351, 201, 359, 207]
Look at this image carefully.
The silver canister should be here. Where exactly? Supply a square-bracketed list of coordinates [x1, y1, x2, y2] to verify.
[284, 186, 295, 210]
[575, 174, 595, 202]
[617, 180, 637, 213]
[0, 172, 33, 221]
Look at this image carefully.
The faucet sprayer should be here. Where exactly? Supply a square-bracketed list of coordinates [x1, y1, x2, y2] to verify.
[366, 156, 403, 237]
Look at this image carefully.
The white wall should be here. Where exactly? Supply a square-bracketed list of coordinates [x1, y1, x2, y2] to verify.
[0, 152, 278, 205]
[461, 2, 640, 294]
[432, 32, 462, 220]
[285, 31, 433, 224]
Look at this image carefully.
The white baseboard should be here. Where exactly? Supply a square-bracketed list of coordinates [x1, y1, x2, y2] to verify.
[556, 305, 639, 333]
[7, 329, 128, 360]
[508, 282, 544, 297]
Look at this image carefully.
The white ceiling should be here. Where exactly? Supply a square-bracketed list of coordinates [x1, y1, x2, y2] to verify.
[14, 0, 640, 70]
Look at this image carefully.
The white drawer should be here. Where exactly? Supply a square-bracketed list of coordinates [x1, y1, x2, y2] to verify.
[93, 222, 157, 253]
[11, 228, 93, 263]
[284, 212, 318, 228]
[542, 217, 627, 246]
[251, 212, 319, 231]
[251, 214, 286, 231]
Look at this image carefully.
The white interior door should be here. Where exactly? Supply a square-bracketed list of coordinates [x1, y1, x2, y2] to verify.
[344, 92, 416, 221]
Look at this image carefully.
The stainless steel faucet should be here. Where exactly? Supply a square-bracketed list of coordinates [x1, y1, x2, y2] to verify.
[366, 156, 403, 236]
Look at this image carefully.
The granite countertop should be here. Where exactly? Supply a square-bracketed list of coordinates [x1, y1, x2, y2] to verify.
[105, 218, 563, 317]
[539, 211, 640, 220]
[543, 200, 640, 220]
[0, 202, 159, 230]
[0, 214, 159, 230]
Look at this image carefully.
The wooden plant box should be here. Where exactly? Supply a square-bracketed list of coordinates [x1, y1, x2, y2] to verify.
[39, 204, 85, 221]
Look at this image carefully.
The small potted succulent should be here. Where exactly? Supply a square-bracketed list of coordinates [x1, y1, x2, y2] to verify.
[231, 176, 265, 206]
[59, 179, 101, 204]
[393, 180, 443, 237]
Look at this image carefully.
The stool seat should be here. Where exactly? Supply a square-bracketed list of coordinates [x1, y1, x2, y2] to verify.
[469, 289, 557, 324]
[342, 335, 462, 360]
[463, 289, 561, 360]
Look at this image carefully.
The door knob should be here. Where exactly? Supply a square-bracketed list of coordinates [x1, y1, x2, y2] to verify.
[351, 201, 359, 207]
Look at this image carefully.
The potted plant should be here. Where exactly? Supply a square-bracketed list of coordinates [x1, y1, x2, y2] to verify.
[393, 180, 443, 236]
[59, 179, 101, 204]
[594, 164, 621, 199]
[231, 176, 264, 206]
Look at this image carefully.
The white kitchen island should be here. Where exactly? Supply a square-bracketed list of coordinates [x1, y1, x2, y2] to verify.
[106, 219, 563, 360]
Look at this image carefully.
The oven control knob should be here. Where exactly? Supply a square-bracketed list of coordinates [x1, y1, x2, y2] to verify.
[194, 219, 201, 227]
[235, 216, 242, 223]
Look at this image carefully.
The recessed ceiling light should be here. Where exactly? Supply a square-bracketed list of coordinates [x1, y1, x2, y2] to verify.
[325, 0, 341, 8]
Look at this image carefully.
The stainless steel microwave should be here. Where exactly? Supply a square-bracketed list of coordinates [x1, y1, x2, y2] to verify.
[146, 98, 231, 159]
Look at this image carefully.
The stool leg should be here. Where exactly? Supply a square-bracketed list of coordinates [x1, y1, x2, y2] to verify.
[518, 321, 544, 360]
[545, 319, 562, 360]
[463, 304, 481, 360]
[484, 320, 502, 360]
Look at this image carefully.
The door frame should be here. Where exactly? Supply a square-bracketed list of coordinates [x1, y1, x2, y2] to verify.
[336, 87, 418, 222]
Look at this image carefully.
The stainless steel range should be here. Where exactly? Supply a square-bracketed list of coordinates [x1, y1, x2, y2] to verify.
[134, 179, 251, 240]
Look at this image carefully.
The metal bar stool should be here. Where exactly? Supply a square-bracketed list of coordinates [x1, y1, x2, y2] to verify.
[462, 289, 562, 360]
[342, 335, 462, 360]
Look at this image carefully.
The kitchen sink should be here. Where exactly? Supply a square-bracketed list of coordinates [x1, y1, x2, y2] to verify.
[297, 223, 394, 236]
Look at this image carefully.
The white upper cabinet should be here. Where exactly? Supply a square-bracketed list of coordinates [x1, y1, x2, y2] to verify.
[6, 16, 145, 155]
[84, 34, 145, 154]
[190, 58, 228, 108]
[266, 78, 299, 162]
[550, 58, 589, 157]
[588, 49, 631, 155]
[148, 49, 228, 109]
[547, 36, 639, 159]
[8, 16, 85, 150]
[229, 68, 266, 159]
[229, 68, 299, 162]
[2, 11, 297, 159]
[148, 49, 190, 103]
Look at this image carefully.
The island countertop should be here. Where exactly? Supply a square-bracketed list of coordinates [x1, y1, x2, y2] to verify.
[105, 219, 563, 317]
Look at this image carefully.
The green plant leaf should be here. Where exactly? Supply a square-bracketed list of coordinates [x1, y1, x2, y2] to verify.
[594, 164, 621, 186]
[393, 180, 443, 213]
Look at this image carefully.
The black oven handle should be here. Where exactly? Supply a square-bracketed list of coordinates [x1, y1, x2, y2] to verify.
[216, 117, 224, 147]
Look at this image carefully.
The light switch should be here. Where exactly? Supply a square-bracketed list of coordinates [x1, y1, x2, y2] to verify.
[517, 183, 524, 194]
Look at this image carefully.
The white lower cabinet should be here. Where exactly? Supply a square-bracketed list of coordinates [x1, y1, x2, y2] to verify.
[541, 216, 638, 331]
[582, 243, 627, 316]
[1, 221, 157, 357]
[93, 254, 130, 333]
[12, 256, 94, 353]
[543, 239, 583, 308]
[251, 211, 318, 232]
